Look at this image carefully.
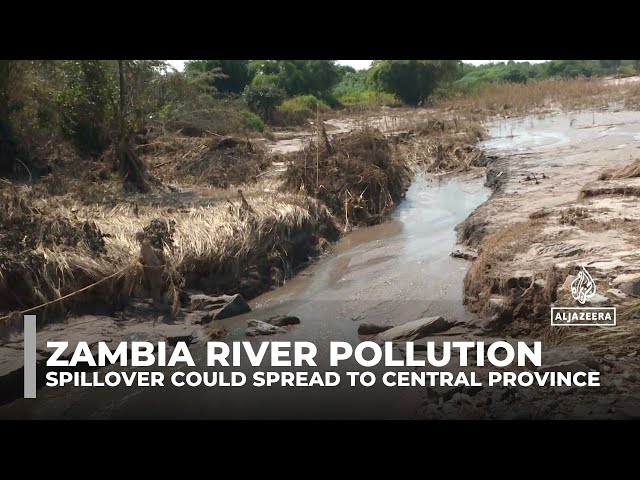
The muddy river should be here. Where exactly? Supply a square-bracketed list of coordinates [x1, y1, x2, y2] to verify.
[1, 173, 490, 419]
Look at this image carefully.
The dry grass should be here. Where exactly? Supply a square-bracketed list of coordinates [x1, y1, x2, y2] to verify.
[282, 127, 412, 230]
[599, 158, 640, 180]
[139, 133, 271, 188]
[559, 299, 640, 356]
[0, 184, 338, 317]
[435, 77, 640, 117]
[580, 184, 640, 199]
[402, 117, 489, 173]
[463, 220, 558, 327]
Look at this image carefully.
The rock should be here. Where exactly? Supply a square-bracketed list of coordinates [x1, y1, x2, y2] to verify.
[267, 315, 300, 327]
[450, 248, 478, 261]
[358, 323, 393, 335]
[606, 288, 627, 299]
[488, 296, 506, 313]
[427, 384, 464, 402]
[182, 311, 213, 325]
[481, 313, 513, 332]
[556, 385, 577, 395]
[611, 273, 640, 296]
[189, 293, 251, 320]
[542, 346, 599, 370]
[612, 273, 640, 287]
[245, 320, 285, 337]
[375, 316, 453, 342]
[450, 392, 474, 406]
[505, 271, 534, 289]
[122, 331, 165, 343]
[619, 279, 640, 296]
[206, 323, 226, 340]
[538, 360, 594, 374]
[585, 293, 609, 304]
[604, 354, 616, 363]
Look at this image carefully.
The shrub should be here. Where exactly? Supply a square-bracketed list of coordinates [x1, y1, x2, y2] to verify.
[56, 60, 117, 155]
[240, 110, 266, 132]
[336, 90, 402, 108]
[242, 84, 285, 122]
[368, 60, 462, 105]
[617, 64, 637, 77]
[251, 74, 279, 87]
[279, 95, 329, 113]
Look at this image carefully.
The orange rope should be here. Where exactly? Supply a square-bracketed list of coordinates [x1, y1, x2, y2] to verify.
[0, 264, 137, 323]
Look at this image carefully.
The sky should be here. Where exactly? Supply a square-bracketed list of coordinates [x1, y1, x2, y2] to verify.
[166, 60, 549, 72]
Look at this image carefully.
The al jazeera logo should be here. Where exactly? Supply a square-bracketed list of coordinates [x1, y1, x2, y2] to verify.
[551, 266, 616, 326]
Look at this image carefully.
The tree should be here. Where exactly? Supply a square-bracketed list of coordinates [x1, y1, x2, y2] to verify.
[242, 84, 284, 122]
[56, 60, 117, 155]
[368, 60, 462, 104]
[599, 60, 621, 72]
[0, 61, 19, 174]
[185, 60, 251, 94]
[115, 60, 149, 192]
[249, 60, 342, 98]
[503, 68, 528, 84]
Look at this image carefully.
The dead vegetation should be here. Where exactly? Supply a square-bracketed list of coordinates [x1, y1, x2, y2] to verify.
[0, 179, 339, 319]
[559, 207, 589, 226]
[560, 299, 640, 356]
[282, 127, 412, 229]
[401, 117, 489, 174]
[435, 77, 640, 117]
[463, 220, 560, 332]
[599, 158, 640, 180]
[139, 132, 271, 188]
[580, 183, 640, 199]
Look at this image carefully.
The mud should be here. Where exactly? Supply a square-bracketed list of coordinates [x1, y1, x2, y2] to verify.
[0, 173, 491, 418]
[4, 108, 640, 419]
[460, 111, 640, 333]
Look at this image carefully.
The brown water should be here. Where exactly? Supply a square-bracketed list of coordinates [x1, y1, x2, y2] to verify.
[1, 173, 490, 419]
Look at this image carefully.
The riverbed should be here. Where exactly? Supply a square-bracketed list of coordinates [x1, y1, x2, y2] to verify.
[0, 172, 490, 419]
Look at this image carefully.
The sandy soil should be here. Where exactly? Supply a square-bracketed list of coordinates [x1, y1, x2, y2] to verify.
[462, 110, 640, 316]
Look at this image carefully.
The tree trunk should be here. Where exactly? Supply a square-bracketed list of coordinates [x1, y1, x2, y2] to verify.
[116, 60, 149, 192]
[0, 61, 16, 175]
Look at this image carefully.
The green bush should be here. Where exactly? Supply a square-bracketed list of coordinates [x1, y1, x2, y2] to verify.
[56, 60, 117, 155]
[336, 90, 402, 108]
[242, 84, 285, 122]
[251, 74, 279, 87]
[240, 110, 265, 132]
[617, 64, 637, 77]
[279, 95, 329, 113]
[368, 60, 462, 105]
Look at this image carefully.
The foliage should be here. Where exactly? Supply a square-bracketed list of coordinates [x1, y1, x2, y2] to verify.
[332, 70, 370, 97]
[240, 110, 266, 132]
[368, 60, 463, 104]
[242, 84, 285, 122]
[184, 60, 251, 94]
[453, 60, 640, 93]
[249, 60, 343, 97]
[279, 95, 329, 113]
[337, 90, 402, 108]
[55, 60, 117, 155]
[251, 74, 279, 87]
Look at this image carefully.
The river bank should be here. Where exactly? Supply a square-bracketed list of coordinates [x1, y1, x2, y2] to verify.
[3, 106, 640, 419]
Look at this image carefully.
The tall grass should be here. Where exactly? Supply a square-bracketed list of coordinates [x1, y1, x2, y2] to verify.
[0, 187, 335, 316]
[435, 77, 640, 116]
